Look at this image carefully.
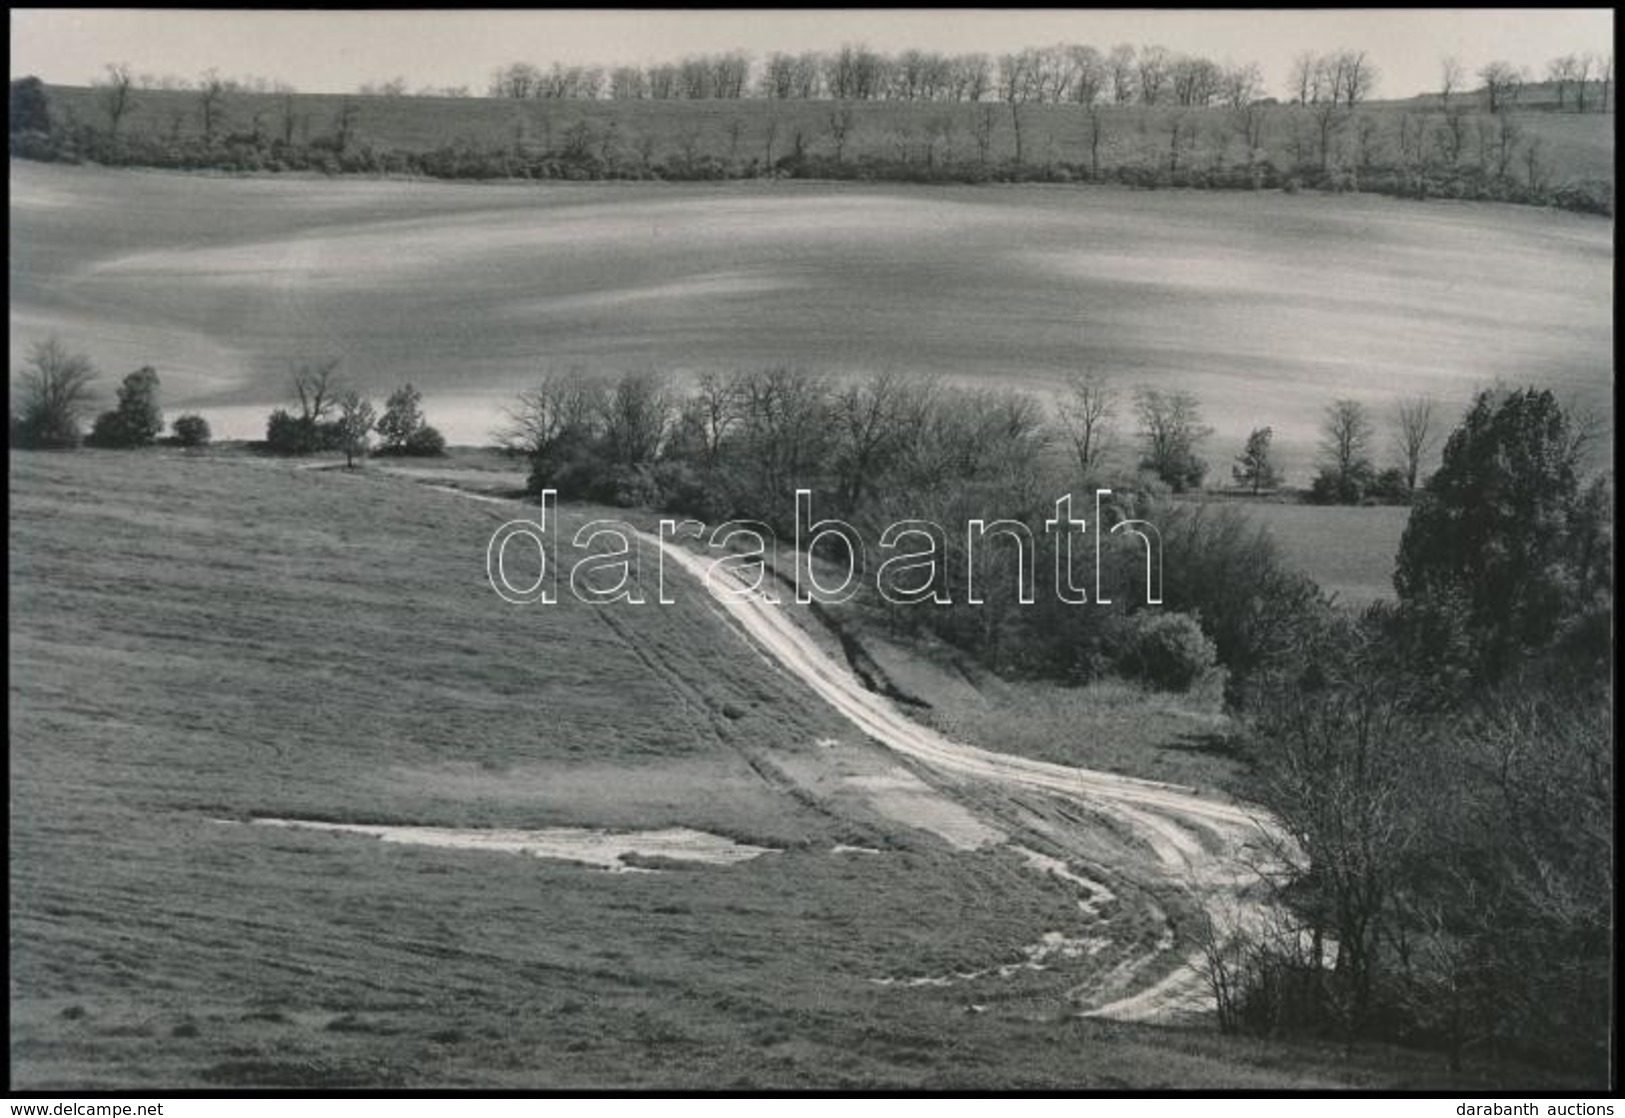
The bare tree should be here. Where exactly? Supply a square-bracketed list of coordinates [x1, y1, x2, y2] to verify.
[598, 369, 671, 466]
[1337, 49, 1379, 107]
[1221, 60, 1264, 108]
[496, 368, 605, 458]
[1067, 44, 1107, 106]
[96, 63, 136, 137]
[689, 371, 748, 463]
[1053, 370, 1117, 482]
[1547, 54, 1578, 110]
[332, 99, 359, 153]
[1136, 44, 1171, 105]
[1135, 387, 1212, 492]
[1439, 55, 1464, 109]
[1084, 101, 1106, 178]
[1289, 50, 1318, 104]
[1435, 104, 1469, 166]
[1478, 60, 1524, 114]
[1572, 53, 1593, 113]
[997, 49, 1040, 162]
[1489, 111, 1523, 179]
[831, 370, 930, 515]
[1318, 398, 1375, 492]
[1523, 133, 1546, 190]
[1248, 650, 1426, 1037]
[826, 106, 855, 162]
[290, 360, 341, 425]
[490, 62, 541, 100]
[1392, 396, 1436, 495]
[278, 91, 299, 146]
[12, 337, 98, 449]
[1311, 96, 1345, 172]
[1107, 44, 1138, 104]
[762, 114, 779, 167]
[972, 103, 997, 165]
[197, 68, 227, 143]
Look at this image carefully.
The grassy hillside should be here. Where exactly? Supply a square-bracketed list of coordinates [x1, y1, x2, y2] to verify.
[9, 449, 1568, 1089]
[33, 82, 1616, 191]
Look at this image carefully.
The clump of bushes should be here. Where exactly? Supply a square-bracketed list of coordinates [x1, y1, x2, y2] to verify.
[1112, 610, 1219, 692]
[372, 383, 446, 457]
[171, 413, 211, 447]
[264, 373, 446, 459]
[265, 408, 342, 455]
[86, 366, 163, 448]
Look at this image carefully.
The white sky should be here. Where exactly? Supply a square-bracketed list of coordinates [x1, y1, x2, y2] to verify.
[9, 9, 1615, 100]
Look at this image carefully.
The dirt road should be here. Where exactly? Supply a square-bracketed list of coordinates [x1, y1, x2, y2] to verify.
[393, 468, 1284, 1023]
[643, 528, 1285, 1021]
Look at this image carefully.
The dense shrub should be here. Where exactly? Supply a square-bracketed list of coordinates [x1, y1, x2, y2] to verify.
[264, 408, 341, 454]
[9, 76, 51, 135]
[84, 366, 164, 448]
[86, 410, 131, 447]
[1155, 501, 1331, 698]
[172, 413, 211, 447]
[1364, 466, 1410, 504]
[1112, 610, 1219, 692]
[402, 424, 446, 456]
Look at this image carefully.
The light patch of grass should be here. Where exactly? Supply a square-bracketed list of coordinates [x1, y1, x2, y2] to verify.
[1228, 500, 1411, 608]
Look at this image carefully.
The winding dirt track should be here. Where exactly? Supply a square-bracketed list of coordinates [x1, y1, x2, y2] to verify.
[644, 530, 1286, 1021]
[388, 468, 1286, 1022]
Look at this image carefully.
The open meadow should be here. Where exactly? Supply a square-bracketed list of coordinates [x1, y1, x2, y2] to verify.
[9, 159, 1613, 482]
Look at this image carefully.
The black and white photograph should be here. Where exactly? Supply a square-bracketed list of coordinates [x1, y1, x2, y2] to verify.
[7, 8, 1614, 1095]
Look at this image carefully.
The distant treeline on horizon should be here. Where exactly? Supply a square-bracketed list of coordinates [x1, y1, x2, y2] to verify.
[65, 41, 1615, 112]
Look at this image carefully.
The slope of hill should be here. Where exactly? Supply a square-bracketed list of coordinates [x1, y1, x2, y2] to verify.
[11, 449, 1574, 1088]
[23, 81, 1615, 207]
[11, 158, 1613, 478]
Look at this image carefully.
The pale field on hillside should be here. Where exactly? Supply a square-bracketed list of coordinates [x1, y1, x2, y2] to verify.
[10, 161, 1612, 482]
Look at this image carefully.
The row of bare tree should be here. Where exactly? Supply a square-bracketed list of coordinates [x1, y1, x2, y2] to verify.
[477, 42, 1285, 108]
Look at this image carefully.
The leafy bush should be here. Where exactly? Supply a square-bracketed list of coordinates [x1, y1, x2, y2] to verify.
[1307, 462, 1376, 505]
[264, 408, 326, 455]
[172, 413, 211, 447]
[9, 77, 51, 135]
[1112, 610, 1219, 692]
[402, 424, 446, 456]
[1364, 466, 1410, 505]
[1154, 501, 1331, 697]
[86, 410, 131, 447]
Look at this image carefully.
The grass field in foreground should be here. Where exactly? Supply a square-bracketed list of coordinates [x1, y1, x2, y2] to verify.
[9, 450, 1567, 1089]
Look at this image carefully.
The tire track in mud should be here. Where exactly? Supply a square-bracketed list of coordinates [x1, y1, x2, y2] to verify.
[389, 471, 1286, 1023]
